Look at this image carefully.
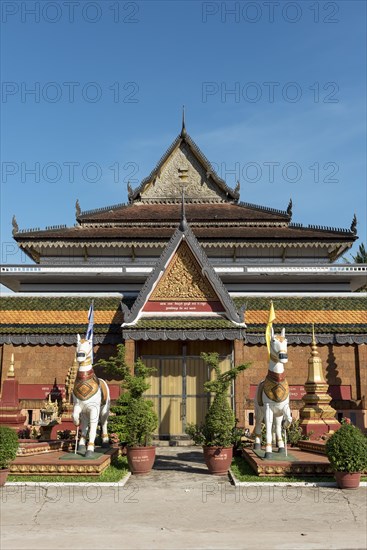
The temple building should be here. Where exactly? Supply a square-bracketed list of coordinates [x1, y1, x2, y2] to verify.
[1, 121, 366, 436]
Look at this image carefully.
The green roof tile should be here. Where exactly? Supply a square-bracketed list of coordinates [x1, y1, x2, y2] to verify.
[233, 296, 367, 311]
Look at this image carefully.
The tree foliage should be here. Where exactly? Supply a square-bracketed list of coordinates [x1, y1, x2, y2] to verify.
[186, 352, 250, 448]
[96, 345, 158, 447]
[351, 243, 367, 264]
[342, 243, 367, 291]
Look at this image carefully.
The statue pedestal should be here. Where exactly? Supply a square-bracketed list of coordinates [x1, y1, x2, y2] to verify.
[39, 421, 61, 441]
[50, 416, 76, 439]
[300, 417, 340, 439]
[0, 377, 26, 430]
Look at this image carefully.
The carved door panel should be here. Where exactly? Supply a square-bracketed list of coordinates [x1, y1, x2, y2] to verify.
[186, 357, 208, 428]
[143, 354, 233, 438]
[160, 359, 182, 436]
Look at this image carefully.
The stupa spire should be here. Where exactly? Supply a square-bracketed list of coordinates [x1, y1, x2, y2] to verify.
[299, 325, 339, 438]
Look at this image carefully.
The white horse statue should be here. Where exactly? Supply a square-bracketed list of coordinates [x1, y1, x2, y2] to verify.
[253, 327, 292, 459]
[72, 334, 110, 457]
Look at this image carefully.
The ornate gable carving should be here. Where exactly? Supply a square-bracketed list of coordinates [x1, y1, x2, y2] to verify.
[140, 143, 227, 203]
[150, 241, 219, 301]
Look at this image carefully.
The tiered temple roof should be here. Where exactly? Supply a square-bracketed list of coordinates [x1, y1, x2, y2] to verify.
[12, 128, 357, 262]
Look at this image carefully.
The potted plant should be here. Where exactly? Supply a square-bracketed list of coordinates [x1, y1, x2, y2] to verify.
[0, 426, 19, 486]
[96, 345, 158, 474]
[325, 419, 367, 489]
[186, 352, 250, 476]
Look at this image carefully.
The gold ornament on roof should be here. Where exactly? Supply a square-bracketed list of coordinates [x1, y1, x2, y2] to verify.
[150, 241, 218, 301]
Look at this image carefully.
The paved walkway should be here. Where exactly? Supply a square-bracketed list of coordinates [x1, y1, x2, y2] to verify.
[1, 446, 366, 550]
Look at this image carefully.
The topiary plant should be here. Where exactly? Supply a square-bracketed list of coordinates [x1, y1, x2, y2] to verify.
[96, 345, 158, 447]
[325, 422, 367, 473]
[0, 426, 19, 469]
[96, 344, 132, 443]
[186, 352, 250, 448]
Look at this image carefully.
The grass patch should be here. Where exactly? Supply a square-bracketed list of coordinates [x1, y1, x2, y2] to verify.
[8, 455, 129, 483]
[231, 456, 335, 483]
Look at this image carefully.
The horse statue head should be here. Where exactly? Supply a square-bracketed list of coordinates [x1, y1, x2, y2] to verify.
[76, 334, 93, 365]
[269, 327, 288, 366]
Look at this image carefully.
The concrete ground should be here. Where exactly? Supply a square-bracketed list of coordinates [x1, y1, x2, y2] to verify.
[1, 446, 366, 550]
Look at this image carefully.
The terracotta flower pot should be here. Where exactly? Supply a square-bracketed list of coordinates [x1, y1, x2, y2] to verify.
[127, 446, 156, 474]
[203, 446, 233, 476]
[0, 469, 10, 487]
[335, 471, 361, 490]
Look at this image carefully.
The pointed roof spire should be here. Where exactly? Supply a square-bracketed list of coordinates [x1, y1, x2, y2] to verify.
[75, 199, 81, 218]
[179, 186, 188, 232]
[287, 198, 293, 218]
[350, 213, 357, 235]
[180, 105, 187, 138]
[12, 215, 19, 236]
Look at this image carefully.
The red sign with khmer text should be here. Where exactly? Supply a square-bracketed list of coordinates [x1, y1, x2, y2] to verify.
[143, 301, 224, 313]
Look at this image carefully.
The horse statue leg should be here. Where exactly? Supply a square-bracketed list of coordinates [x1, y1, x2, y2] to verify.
[85, 403, 99, 458]
[78, 412, 88, 454]
[253, 399, 263, 450]
[272, 420, 277, 446]
[72, 403, 84, 453]
[100, 410, 109, 448]
[264, 403, 273, 459]
[274, 414, 285, 453]
[99, 379, 110, 449]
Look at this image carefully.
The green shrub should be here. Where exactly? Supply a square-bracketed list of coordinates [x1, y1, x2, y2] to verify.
[108, 391, 130, 443]
[0, 426, 19, 469]
[96, 345, 158, 447]
[96, 344, 132, 442]
[286, 419, 311, 447]
[186, 352, 250, 448]
[325, 423, 367, 473]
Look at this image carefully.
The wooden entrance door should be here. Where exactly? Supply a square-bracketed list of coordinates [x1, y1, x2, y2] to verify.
[143, 353, 232, 438]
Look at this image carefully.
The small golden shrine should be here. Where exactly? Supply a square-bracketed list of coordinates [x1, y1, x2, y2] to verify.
[299, 326, 340, 438]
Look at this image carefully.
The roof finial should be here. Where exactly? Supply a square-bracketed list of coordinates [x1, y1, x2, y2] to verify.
[287, 198, 293, 218]
[181, 105, 187, 138]
[234, 180, 240, 196]
[350, 213, 357, 235]
[127, 181, 133, 202]
[75, 199, 81, 218]
[179, 187, 188, 232]
[12, 215, 19, 236]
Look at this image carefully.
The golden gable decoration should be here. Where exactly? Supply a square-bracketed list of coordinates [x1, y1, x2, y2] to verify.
[150, 241, 219, 302]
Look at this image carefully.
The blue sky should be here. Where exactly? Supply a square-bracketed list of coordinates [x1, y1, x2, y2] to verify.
[1, 0, 366, 267]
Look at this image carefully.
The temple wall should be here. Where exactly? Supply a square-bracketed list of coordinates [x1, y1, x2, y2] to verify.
[236, 343, 367, 430]
[1, 342, 364, 395]
[0, 343, 121, 389]
[1, 341, 365, 429]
